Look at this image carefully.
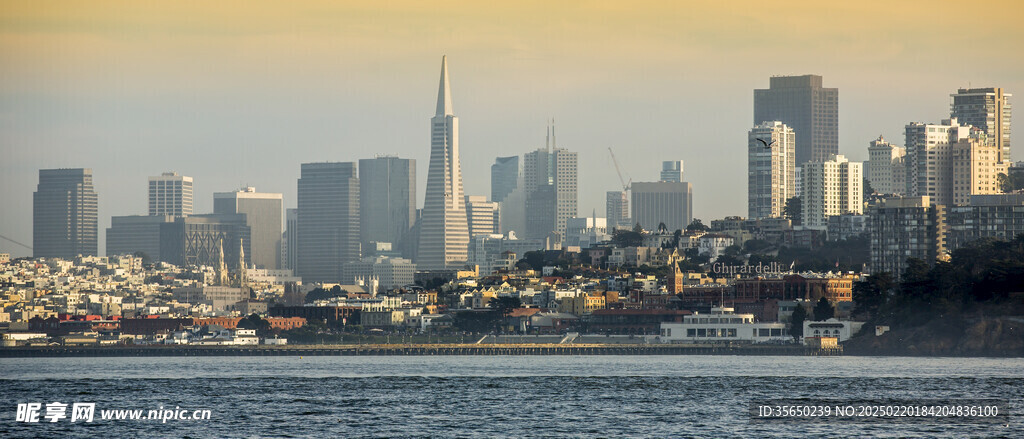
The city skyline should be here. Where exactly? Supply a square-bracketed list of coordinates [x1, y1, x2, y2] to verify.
[2, 1, 1022, 257]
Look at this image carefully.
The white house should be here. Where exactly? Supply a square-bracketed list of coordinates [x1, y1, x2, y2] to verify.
[659, 307, 790, 343]
[802, 319, 864, 344]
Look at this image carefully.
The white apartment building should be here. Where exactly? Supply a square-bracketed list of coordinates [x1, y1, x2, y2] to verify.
[748, 121, 796, 219]
[801, 154, 863, 227]
[906, 118, 1007, 207]
[866, 135, 906, 195]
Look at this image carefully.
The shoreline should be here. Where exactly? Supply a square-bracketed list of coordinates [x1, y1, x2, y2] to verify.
[1, 343, 828, 357]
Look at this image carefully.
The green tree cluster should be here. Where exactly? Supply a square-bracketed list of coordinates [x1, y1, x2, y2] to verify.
[854, 235, 1024, 329]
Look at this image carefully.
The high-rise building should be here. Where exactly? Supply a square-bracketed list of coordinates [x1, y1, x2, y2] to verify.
[214, 187, 283, 269]
[417, 56, 470, 271]
[106, 215, 174, 261]
[296, 162, 360, 282]
[801, 155, 863, 227]
[748, 121, 796, 219]
[464, 195, 499, 238]
[904, 118, 1005, 207]
[148, 172, 193, 217]
[904, 119, 968, 204]
[491, 156, 520, 204]
[283, 208, 297, 271]
[948, 193, 1024, 250]
[866, 136, 906, 195]
[522, 128, 578, 241]
[33, 168, 98, 259]
[606, 191, 629, 228]
[951, 87, 1011, 162]
[754, 75, 838, 166]
[869, 196, 945, 280]
[159, 213, 250, 268]
[951, 132, 1007, 206]
[660, 160, 684, 182]
[631, 182, 693, 232]
[358, 156, 416, 251]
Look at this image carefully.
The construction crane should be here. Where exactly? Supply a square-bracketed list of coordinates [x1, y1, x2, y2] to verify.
[607, 147, 631, 192]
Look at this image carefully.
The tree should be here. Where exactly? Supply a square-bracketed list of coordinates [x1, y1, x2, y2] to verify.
[813, 296, 834, 321]
[519, 251, 547, 271]
[863, 178, 875, 199]
[852, 272, 892, 320]
[686, 219, 709, 232]
[305, 285, 345, 303]
[790, 304, 807, 341]
[784, 196, 802, 226]
[236, 313, 272, 337]
[997, 172, 1024, 193]
[452, 311, 497, 333]
[611, 229, 644, 247]
[489, 296, 522, 318]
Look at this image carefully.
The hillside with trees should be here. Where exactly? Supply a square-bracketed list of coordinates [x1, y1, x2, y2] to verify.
[845, 235, 1024, 356]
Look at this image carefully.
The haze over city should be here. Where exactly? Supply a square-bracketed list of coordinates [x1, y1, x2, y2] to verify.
[2, 0, 1021, 257]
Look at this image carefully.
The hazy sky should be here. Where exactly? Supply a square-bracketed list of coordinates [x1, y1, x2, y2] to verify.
[2, 1, 1022, 257]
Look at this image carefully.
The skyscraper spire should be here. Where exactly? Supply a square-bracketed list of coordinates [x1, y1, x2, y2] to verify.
[435, 55, 453, 117]
[419, 56, 470, 270]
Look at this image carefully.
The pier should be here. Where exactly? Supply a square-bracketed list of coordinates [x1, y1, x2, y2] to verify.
[0, 343, 833, 357]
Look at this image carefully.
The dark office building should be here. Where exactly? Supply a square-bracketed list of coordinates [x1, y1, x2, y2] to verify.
[296, 162, 360, 282]
[33, 168, 98, 259]
[754, 75, 839, 165]
[358, 156, 415, 253]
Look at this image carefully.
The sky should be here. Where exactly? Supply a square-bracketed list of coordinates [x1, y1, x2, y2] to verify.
[2, 0, 1022, 257]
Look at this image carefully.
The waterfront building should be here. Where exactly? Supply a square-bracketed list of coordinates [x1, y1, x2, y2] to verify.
[359, 156, 416, 252]
[659, 307, 790, 343]
[33, 168, 98, 259]
[748, 121, 796, 219]
[148, 172, 193, 217]
[754, 75, 839, 165]
[951, 87, 1012, 162]
[866, 136, 906, 195]
[417, 56, 470, 270]
[214, 187, 283, 269]
[801, 154, 863, 227]
[869, 196, 946, 280]
[296, 162, 360, 282]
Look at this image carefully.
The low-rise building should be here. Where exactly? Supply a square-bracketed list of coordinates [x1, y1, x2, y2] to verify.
[659, 307, 790, 343]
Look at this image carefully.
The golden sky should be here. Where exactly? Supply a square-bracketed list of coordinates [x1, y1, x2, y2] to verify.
[1, 0, 1022, 255]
